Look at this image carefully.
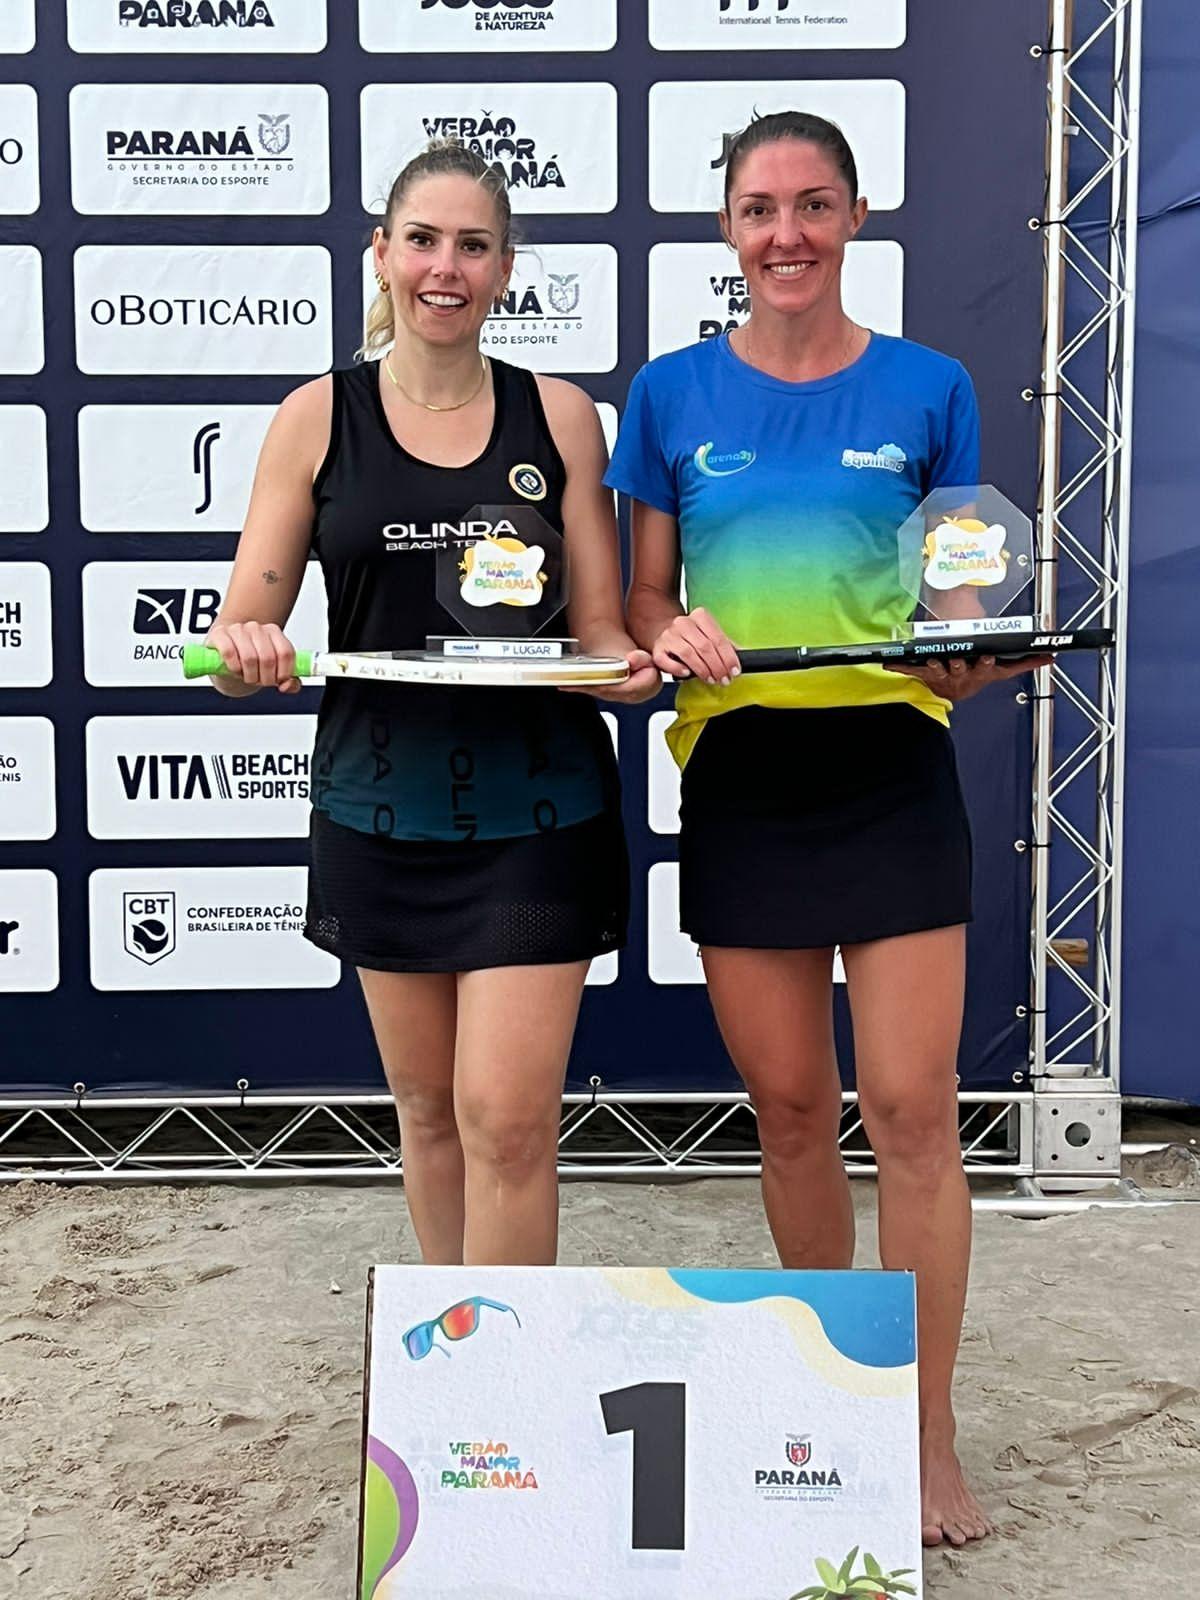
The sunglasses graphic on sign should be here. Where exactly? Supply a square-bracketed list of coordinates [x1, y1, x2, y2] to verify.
[403, 1296, 521, 1361]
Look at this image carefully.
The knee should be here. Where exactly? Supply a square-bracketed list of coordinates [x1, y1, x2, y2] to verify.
[749, 1082, 842, 1164]
[392, 1083, 458, 1143]
[858, 1089, 959, 1169]
[457, 1098, 558, 1178]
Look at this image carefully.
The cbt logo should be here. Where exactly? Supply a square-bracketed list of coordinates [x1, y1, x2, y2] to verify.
[123, 892, 175, 964]
[118, 1, 276, 26]
[0, 918, 18, 956]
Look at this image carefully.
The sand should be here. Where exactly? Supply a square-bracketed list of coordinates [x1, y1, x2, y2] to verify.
[1, 1146, 1197, 1600]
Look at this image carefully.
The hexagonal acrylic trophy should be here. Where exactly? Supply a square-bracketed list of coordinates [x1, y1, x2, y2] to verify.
[429, 502, 575, 665]
[895, 483, 1036, 640]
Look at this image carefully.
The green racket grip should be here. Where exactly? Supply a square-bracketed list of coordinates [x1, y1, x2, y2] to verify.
[181, 644, 314, 680]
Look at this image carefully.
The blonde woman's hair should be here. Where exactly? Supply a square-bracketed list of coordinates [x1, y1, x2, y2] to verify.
[358, 139, 513, 361]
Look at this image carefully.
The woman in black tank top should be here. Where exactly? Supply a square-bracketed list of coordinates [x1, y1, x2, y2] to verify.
[201, 141, 659, 1268]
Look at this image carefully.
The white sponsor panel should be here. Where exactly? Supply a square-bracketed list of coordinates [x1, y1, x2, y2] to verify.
[68, 0, 327, 54]
[362, 243, 618, 374]
[361, 83, 617, 215]
[0, 564, 51, 688]
[650, 0, 905, 50]
[0, 246, 43, 373]
[0, 86, 39, 213]
[596, 401, 617, 455]
[586, 950, 618, 986]
[0, 2, 34, 53]
[649, 862, 846, 983]
[0, 407, 48, 532]
[647, 861, 702, 984]
[0, 871, 58, 993]
[89, 867, 340, 991]
[87, 715, 316, 840]
[79, 404, 276, 531]
[82, 559, 329, 687]
[647, 710, 681, 835]
[487, 245, 617, 374]
[649, 81, 906, 213]
[361, 0, 616, 52]
[0, 720, 56, 842]
[70, 84, 330, 216]
[648, 239, 904, 358]
[74, 245, 332, 375]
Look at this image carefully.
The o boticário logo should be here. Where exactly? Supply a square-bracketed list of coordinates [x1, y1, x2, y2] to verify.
[694, 440, 756, 477]
[922, 516, 1010, 589]
[458, 525, 547, 609]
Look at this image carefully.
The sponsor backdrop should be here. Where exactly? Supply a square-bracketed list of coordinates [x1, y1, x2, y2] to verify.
[0, 1, 1046, 1098]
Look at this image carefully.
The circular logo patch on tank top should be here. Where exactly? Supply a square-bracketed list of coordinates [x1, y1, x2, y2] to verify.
[508, 462, 547, 502]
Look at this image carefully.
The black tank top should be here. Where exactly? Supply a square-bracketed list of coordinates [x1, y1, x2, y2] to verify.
[308, 358, 618, 841]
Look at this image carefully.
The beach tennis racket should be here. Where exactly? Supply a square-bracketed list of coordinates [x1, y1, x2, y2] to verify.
[734, 626, 1113, 674]
[182, 644, 630, 688]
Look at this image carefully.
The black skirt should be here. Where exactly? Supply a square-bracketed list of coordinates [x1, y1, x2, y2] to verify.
[304, 807, 628, 973]
[678, 704, 973, 949]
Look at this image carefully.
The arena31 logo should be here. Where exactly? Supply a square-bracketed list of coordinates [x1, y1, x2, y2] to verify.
[118, 1, 277, 28]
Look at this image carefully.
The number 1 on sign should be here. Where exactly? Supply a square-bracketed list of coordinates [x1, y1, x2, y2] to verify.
[599, 1382, 687, 1551]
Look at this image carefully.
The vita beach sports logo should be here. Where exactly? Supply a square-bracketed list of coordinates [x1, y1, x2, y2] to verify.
[694, 441, 756, 477]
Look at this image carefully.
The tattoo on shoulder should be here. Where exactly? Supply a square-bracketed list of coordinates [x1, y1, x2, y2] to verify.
[262, 570, 279, 585]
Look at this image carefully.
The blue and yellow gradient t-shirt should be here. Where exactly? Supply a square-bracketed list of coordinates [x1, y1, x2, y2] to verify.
[606, 332, 981, 766]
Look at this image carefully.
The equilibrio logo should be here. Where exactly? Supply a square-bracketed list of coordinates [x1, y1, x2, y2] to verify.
[360, 0, 615, 52]
[68, 0, 326, 53]
[70, 85, 330, 216]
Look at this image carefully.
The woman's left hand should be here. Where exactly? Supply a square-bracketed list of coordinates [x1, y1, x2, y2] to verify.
[883, 651, 1055, 702]
[560, 648, 663, 705]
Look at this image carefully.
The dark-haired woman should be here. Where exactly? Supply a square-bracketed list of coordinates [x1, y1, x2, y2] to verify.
[610, 111, 1051, 1547]
[204, 141, 659, 1266]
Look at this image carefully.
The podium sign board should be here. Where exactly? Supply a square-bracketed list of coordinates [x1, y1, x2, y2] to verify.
[360, 1267, 921, 1600]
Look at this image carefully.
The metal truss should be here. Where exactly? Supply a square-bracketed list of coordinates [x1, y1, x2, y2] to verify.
[0, 1091, 1029, 1186]
[1029, 0, 1142, 1177]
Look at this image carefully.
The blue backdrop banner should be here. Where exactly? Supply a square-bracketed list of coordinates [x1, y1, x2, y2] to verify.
[0, 0, 1046, 1097]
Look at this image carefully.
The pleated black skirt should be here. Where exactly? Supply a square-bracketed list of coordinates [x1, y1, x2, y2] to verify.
[304, 806, 628, 973]
[678, 704, 973, 949]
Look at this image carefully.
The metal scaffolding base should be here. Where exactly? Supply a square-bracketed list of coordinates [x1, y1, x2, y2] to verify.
[0, 1089, 1128, 1196]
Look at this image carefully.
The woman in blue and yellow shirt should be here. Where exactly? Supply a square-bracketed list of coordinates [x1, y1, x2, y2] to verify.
[609, 111, 1051, 1549]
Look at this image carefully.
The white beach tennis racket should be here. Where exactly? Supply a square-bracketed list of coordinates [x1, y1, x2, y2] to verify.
[182, 644, 631, 688]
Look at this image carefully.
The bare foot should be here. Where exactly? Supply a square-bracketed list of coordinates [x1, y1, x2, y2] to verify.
[920, 1425, 993, 1547]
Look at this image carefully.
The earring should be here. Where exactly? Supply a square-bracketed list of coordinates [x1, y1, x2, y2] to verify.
[375, 272, 389, 293]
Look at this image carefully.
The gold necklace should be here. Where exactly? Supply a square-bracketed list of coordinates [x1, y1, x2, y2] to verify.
[742, 320, 863, 378]
[383, 352, 488, 413]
